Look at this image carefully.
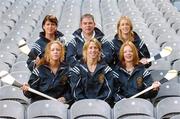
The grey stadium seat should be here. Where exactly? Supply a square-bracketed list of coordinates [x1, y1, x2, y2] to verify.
[0, 51, 16, 67]
[0, 85, 29, 105]
[27, 100, 68, 119]
[123, 115, 155, 119]
[10, 61, 30, 73]
[70, 99, 111, 119]
[113, 98, 154, 119]
[156, 97, 180, 119]
[0, 100, 24, 119]
[10, 71, 30, 84]
[170, 114, 180, 119]
[153, 82, 180, 105]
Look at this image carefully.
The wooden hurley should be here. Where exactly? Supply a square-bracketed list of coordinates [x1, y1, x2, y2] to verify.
[0, 70, 57, 101]
[147, 46, 172, 63]
[130, 70, 178, 99]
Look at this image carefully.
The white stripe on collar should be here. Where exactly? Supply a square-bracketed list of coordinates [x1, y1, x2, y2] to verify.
[81, 31, 95, 41]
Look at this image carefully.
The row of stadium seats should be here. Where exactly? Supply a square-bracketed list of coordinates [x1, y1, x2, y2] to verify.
[1, 97, 180, 119]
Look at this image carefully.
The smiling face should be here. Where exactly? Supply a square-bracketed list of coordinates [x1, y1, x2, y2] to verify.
[87, 41, 100, 60]
[117, 16, 133, 39]
[119, 41, 139, 66]
[123, 45, 134, 63]
[119, 19, 131, 35]
[80, 17, 95, 35]
[83, 38, 101, 63]
[43, 20, 57, 35]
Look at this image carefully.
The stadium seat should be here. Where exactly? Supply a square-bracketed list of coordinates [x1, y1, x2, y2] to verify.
[16, 53, 29, 62]
[0, 51, 16, 67]
[145, 16, 166, 26]
[113, 98, 154, 119]
[156, 97, 180, 119]
[0, 100, 24, 119]
[156, 33, 178, 47]
[153, 27, 176, 39]
[0, 85, 29, 105]
[148, 22, 170, 32]
[0, 42, 20, 57]
[150, 70, 171, 81]
[10, 61, 30, 73]
[172, 60, 180, 71]
[165, 47, 180, 65]
[81, 0, 102, 30]
[133, 22, 148, 29]
[27, 100, 68, 119]
[167, 15, 180, 26]
[0, 60, 10, 72]
[0, 25, 11, 36]
[171, 21, 180, 32]
[170, 114, 180, 119]
[149, 59, 171, 70]
[70, 99, 111, 119]
[143, 10, 163, 21]
[10, 71, 30, 84]
[122, 115, 155, 119]
[153, 82, 180, 105]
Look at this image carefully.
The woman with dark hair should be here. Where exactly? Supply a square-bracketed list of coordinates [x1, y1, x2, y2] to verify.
[104, 16, 151, 68]
[22, 41, 71, 103]
[113, 41, 160, 102]
[70, 38, 114, 105]
[27, 15, 65, 71]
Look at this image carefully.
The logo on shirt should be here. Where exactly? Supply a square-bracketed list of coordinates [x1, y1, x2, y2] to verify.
[136, 76, 143, 88]
[98, 73, 105, 84]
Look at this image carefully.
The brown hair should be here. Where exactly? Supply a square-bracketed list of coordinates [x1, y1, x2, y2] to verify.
[119, 41, 139, 67]
[80, 13, 95, 23]
[38, 40, 65, 66]
[42, 15, 58, 30]
[82, 38, 101, 63]
[117, 16, 134, 43]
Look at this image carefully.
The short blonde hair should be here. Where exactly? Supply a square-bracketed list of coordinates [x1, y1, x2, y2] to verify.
[82, 38, 101, 63]
[119, 41, 139, 67]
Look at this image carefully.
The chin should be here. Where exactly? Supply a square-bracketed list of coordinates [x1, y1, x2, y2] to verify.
[125, 58, 133, 62]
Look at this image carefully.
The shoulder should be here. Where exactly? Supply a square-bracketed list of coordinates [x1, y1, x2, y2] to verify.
[67, 35, 80, 47]
[34, 37, 46, 46]
[135, 64, 151, 77]
[31, 66, 44, 76]
[69, 65, 81, 75]
[103, 65, 113, 74]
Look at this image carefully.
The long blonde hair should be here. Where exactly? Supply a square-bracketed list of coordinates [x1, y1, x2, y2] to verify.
[117, 16, 134, 43]
[38, 40, 65, 66]
[119, 41, 139, 67]
[82, 38, 102, 63]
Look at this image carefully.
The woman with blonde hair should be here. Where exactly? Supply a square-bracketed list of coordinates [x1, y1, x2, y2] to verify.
[22, 41, 71, 103]
[70, 38, 114, 105]
[113, 41, 160, 102]
[104, 16, 151, 68]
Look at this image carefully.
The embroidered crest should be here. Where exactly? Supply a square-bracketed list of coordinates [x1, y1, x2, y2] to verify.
[60, 75, 68, 85]
[98, 73, 105, 84]
[136, 76, 143, 88]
